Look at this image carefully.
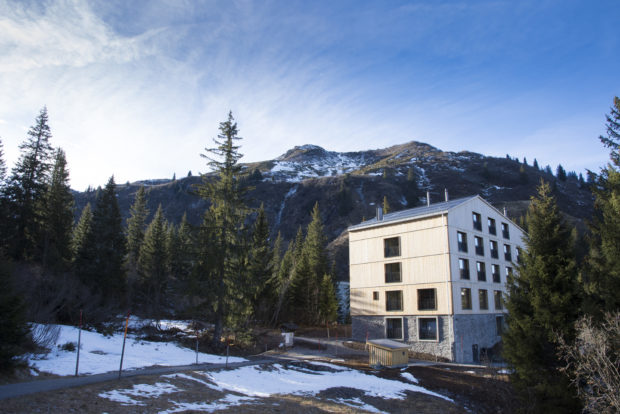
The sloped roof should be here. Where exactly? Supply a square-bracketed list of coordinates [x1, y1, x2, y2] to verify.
[348, 195, 478, 232]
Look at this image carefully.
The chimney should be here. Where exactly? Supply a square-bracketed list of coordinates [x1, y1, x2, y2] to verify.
[377, 207, 383, 221]
[444, 188, 449, 202]
[503, 207, 507, 216]
[426, 191, 430, 207]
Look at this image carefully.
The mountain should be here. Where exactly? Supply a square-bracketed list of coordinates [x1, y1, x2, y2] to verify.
[74, 141, 593, 282]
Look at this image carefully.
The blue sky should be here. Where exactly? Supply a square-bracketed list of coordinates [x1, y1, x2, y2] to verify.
[0, 0, 618, 190]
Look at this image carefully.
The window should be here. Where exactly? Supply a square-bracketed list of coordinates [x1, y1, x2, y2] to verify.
[457, 231, 468, 253]
[488, 218, 496, 235]
[505, 266, 513, 279]
[459, 258, 470, 280]
[496, 316, 505, 335]
[494, 290, 503, 310]
[492, 264, 501, 283]
[417, 289, 437, 310]
[504, 244, 512, 262]
[479, 289, 489, 310]
[461, 288, 472, 310]
[501, 222, 510, 239]
[373, 291, 379, 301]
[477, 261, 486, 281]
[386, 318, 403, 339]
[472, 212, 482, 231]
[418, 317, 438, 341]
[384, 237, 400, 258]
[386, 290, 403, 311]
[475, 236, 484, 256]
[490, 240, 499, 259]
[384, 263, 402, 283]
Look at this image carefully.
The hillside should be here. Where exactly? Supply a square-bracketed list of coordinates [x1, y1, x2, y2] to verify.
[74, 141, 593, 281]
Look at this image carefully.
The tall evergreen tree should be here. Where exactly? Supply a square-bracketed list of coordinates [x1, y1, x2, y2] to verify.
[556, 164, 567, 181]
[583, 96, 620, 316]
[318, 274, 338, 324]
[0, 257, 29, 372]
[503, 181, 581, 413]
[137, 204, 169, 318]
[72, 204, 93, 264]
[90, 176, 127, 304]
[195, 112, 249, 346]
[533, 158, 539, 170]
[5, 107, 55, 260]
[246, 204, 273, 322]
[125, 186, 149, 269]
[41, 149, 74, 273]
[382, 196, 390, 214]
[0, 138, 6, 186]
[169, 212, 194, 286]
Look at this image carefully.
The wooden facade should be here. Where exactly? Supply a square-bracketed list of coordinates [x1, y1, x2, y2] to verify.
[367, 339, 409, 368]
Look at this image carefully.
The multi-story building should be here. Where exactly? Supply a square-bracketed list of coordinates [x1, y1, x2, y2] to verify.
[348, 194, 525, 363]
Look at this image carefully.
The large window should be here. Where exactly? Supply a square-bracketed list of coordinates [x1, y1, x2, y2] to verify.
[492, 264, 501, 283]
[472, 212, 482, 231]
[475, 236, 484, 256]
[479, 289, 489, 310]
[384, 263, 402, 283]
[417, 288, 437, 310]
[477, 261, 486, 281]
[494, 290, 503, 310]
[461, 288, 472, 310]
[384, 237, 401, 258]
[457, 231, 468, 253]
[373, 291, 379, 301]
[386, 318, 403, 339]
[459, 258, 470, 280]
[504, 244, 512, 262]
[418, 317, 438, 341]
[490, 240, 499, 259]
[488, 217, 496, 235]
[501, 222, 510, 239]
[386, 290, 403, 311]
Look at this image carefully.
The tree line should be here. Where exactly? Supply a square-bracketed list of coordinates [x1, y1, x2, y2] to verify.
[502, 97, 620, 413]
[0, 109, 338, 370]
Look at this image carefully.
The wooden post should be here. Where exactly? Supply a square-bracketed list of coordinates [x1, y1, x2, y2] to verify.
[225, 337, 229, 369]
[75, 309, 82, 377]
[118, 311, 130, 379]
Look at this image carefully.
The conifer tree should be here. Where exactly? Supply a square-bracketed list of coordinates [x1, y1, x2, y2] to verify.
[41, 149, 74, 273]
[5, 107, 55, 260]
[271, 235, 295, 325]
[533, 158, 539, 170]
[0, 257, 29, 371]
[382, 196, 390, 214]
[195, 112, 249, 346]
[583, 96, 620, 316]
[0, 138, 6, 186]
[318, 274, 338, 324]
[503, 181, 581, 412]
[556, 164, 567, 181]
[89, 176, 127, 304]
[169, 212, 194, 284]
[246, 204, 273, 322]
[137, 204, 169, 317]
[125, 186, 149, 269]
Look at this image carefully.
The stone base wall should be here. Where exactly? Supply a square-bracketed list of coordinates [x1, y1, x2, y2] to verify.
[352, 315, 454, 362]
[452, 313, 503, 363]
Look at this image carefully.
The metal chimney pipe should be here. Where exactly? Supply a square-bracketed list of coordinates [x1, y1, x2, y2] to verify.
[377, 206, 383, 221]
[445, 188, 449, 202]
[503, 207, 507, 216]
[426, 191, 430, 207]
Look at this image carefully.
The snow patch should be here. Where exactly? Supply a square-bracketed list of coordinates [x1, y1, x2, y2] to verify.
[163, 395, 257, 413]
[99, 382, 179, 406]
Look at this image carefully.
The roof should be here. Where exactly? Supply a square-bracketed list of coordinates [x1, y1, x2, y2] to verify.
[348, 195, 478, 232]
[367, 339, 409, 350]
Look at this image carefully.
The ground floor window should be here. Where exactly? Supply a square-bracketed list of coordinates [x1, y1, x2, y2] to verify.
[496, 315, 505, 335]
[386, 317, 403, 339]
[418, 317, 438, 341]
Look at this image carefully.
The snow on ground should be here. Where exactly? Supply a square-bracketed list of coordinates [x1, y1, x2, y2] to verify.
[28, 323, 246, 376]
[99, 361, 453, 413]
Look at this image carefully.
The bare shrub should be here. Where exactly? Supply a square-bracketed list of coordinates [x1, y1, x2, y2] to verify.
[30, 323, 60, 352]
[557, 312, 620, 413]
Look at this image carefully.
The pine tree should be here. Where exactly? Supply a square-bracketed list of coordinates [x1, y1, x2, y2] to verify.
[0, 257, 29, 371]
[72, 204, 93, 262]
[318, 274, 338, 324]
[503, 181, 581, 412]
[90, 176, 127, 304]
[0, 138, 6, 186]
[583, 97, 620, 316]
[168, 212, 194, 285]
[137, 204, 169, 318]
[382, 196, 390, 214]
[5, 107, 55, 261]
[0, 138, 9, 255]
[271, 234, 295, 325]
[41, 149, 74, 273]
[125, 186, 149, 269]
[195, 112, 250, 346]
[556, 164, 567, 181]
[533, 158, 539, 170]
[246, 204, 273, 322]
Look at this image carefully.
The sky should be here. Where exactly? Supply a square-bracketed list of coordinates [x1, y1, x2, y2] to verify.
[0, 0, 618, 190]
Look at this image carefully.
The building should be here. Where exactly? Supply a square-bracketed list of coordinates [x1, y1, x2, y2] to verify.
[348, 194, 525, 363]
